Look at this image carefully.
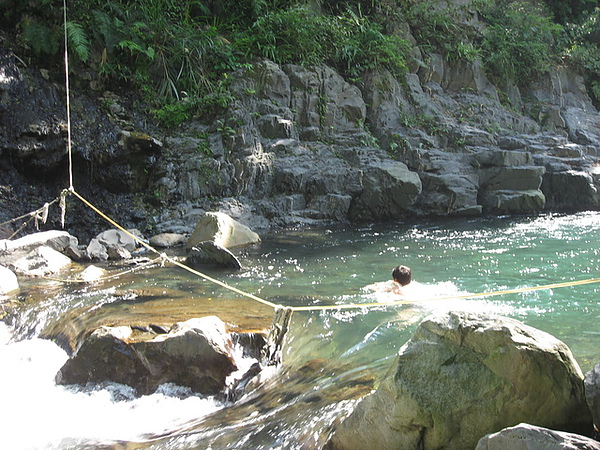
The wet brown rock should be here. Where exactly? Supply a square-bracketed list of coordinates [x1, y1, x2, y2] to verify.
[56, 316, 238, 395]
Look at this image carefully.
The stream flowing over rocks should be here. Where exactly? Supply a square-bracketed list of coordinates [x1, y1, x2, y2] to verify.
[3, 7, 600, 448]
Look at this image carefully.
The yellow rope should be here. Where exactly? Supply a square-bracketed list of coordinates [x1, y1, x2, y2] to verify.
[53, 8, 600, 315]
[290, 277, 600, 312]
[71, 189, 280, 309]
[67, 190, 600, 313]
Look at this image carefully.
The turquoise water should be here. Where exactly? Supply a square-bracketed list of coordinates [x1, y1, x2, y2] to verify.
[1, 212, 600, 448]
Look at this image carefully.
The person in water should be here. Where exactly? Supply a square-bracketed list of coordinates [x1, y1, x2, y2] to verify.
[391, 265, 412, 295]
[365, 264, 412, 295]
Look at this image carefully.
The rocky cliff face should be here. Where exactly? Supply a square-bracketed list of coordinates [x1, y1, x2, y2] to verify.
[149, 55, 600, 233]
[1, 17, 600, 238]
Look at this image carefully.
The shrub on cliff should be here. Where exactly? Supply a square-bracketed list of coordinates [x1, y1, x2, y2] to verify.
[234, 5, 409, 79]
[478, 1, 563, 86]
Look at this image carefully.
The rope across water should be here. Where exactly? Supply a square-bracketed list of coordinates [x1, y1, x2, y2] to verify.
[18, 189, 600, 313]
[7, 0, 595, 315]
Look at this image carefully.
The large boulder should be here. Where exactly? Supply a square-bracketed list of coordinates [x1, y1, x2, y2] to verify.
[348, 159, 422, 220]
[0, 230, 78, 266]
[326, 311, 592, 450]
[86, 229, 141, 261]
[187, 211, 260, 250]
[56, 316, 238, 395]
[476, 423, 600, 450]
[94, 229, 139, 252]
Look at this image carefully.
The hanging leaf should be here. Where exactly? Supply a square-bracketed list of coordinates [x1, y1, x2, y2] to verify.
[66, 21, 90, 62]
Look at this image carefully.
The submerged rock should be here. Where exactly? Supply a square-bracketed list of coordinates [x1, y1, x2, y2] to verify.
[476, 423, 600, 450]
[56, 316, 239, 395]
[327, 311, 592, 450]
[187, 241, 243, 269]
[76, 265, 106, 282]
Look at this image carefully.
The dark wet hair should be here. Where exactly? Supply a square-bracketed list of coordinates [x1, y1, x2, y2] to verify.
[392, 265, 411, 286]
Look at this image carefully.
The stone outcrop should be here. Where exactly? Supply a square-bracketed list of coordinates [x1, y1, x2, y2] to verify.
[146, 54, 600, 233]
[476, 423, 600, 450]
[474, 149, 546, 213]
[346, 152, 422, 221]
[326, 311, 592, 450]
[56, 316, 240, 395]
[187, 211, 261, 249]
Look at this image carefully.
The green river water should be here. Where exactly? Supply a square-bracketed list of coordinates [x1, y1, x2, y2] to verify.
[1, 211, 599, 449]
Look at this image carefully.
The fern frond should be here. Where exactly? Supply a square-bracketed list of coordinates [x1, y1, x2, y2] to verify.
[66, 21, 90, 62]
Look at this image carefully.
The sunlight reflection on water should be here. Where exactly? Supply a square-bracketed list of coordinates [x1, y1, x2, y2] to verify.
[2, 212, 600, 448]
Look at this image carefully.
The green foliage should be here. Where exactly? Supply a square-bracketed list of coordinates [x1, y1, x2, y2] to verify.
[6, 0, 600, 126]
[400, 0, 477, 63]
[542, 0, 597, 25]
[236, 5, 409, 78]
[478, 1, 562, 85]
[23, 19, 60, 57]
[151, 86, 234, 127]
[152, 100, 197, 128]
[333, 8, 410, 77]
[236, 6, 333, 66]
[563, 8, 600, 105]
[66, 21, 90, 62]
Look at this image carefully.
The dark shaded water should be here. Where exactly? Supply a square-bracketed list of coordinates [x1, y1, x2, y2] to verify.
[2, 212, 600, 448]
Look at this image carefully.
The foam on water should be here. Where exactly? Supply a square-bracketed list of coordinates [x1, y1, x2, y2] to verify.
[0, 322, 226, 449]
[359, 280, 542, 319]
[3, 212, 599, 448]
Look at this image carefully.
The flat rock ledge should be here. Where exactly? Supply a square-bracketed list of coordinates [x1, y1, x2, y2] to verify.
[326, 311, 593, 450]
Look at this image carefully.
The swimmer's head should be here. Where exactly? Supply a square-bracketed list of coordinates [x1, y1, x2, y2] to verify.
[392, 265, 411, 286]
